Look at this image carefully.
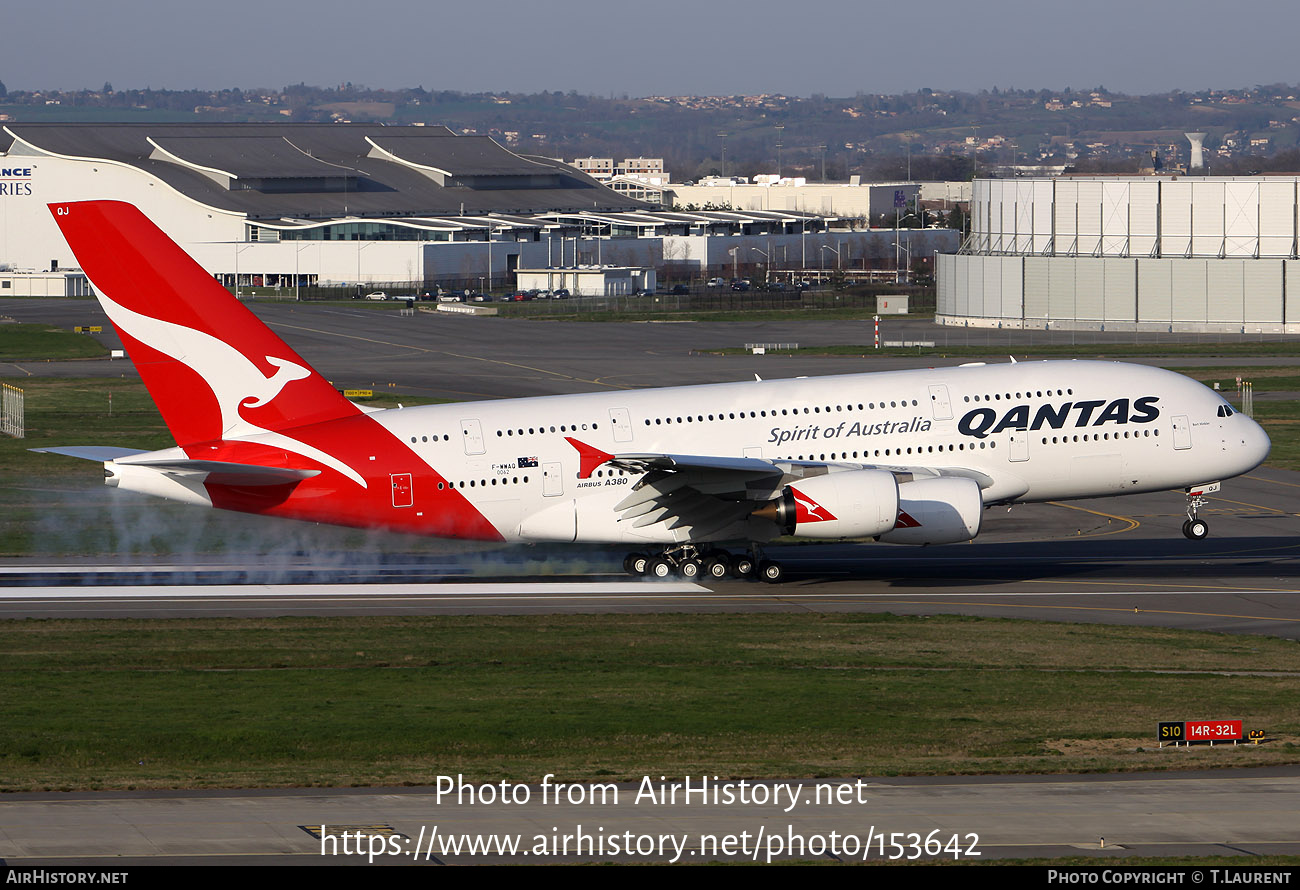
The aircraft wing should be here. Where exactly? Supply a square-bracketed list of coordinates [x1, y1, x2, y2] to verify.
[565, 437, 998, 540]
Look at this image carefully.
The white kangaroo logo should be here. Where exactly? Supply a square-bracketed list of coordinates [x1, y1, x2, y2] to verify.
[99, 293, 366, 488]
[792, 491, 830, 521]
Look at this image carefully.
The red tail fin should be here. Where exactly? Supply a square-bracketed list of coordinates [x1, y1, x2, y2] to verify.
[49, 201, 359, 447]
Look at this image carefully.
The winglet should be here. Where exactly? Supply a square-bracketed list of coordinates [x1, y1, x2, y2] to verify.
[565, 437, 614, 479]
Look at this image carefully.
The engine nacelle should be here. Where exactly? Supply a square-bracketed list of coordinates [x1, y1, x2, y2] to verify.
[877, 476, 983, 545]
[753, 469, 899, 539]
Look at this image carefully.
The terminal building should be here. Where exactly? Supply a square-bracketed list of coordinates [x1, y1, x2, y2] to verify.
[0, 123, 866, 295]
[938, 175, 1300, 332]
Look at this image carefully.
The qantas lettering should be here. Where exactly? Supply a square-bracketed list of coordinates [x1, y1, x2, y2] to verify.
[957, 396, 1161, 439]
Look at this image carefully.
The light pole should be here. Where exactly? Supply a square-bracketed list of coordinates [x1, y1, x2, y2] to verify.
[718, 132, 728, 180]
[820, 244, 840, 270]
[294, 243, 312, 301]
[775, 125, 784, 179]
[892, 241, 912, 284]
[729, 246, 739, 280]
[750, 246, 768, 287]
[235, 243, 256, 299]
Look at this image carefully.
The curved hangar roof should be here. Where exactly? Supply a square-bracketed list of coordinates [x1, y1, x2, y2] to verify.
[2, 123, 648, 219]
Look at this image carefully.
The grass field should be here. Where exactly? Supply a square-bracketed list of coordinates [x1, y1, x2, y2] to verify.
[1, 613, 1297, 792]
[0, 323, 109, 361]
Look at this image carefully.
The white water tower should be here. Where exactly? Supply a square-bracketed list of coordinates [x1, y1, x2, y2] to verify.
[1185, 132, 1207, 170]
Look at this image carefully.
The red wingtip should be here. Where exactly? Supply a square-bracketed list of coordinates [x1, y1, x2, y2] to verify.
[565, 437, 614, 479]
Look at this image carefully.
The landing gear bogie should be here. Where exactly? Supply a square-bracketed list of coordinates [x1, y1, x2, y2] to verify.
[623, 544, 783, 582]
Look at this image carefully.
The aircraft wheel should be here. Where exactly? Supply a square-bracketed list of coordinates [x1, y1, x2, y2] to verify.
[1184, 519, 1209, 541]
[731, 553, 756, 580]
[678, 559, 702, 580]
[759, 560, 784, 584]
[647, 556, 674, 579]
[624, 552, 649, 576]
[703, 555, 731, 579]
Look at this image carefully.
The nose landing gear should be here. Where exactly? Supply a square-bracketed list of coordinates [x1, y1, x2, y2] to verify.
[1182, 482, 1219, 540]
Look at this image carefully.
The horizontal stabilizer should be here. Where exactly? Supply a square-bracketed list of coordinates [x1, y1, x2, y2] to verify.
[114, 456, 321, 487]
[30, 446, 151, 462]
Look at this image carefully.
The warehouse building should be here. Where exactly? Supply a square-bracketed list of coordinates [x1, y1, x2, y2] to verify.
[937, 175, 1300, 332]
[0, 123, 841, 292]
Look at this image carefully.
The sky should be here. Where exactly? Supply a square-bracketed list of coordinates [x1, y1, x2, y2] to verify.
[7, 0, 1300, 98]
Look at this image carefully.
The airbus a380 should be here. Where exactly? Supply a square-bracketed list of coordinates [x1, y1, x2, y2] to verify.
[38, 201, 1270, 582]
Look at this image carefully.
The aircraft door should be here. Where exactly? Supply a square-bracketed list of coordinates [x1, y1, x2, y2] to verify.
[390, 473, 413, 508]
[928, 384, 953, 421]
[609, 407, 633, 443]
[542, 461, 564, 496]
[460, 419, 485, 455]
[1007, 427, 1029, 462]
[1172, 415, 1192, 450]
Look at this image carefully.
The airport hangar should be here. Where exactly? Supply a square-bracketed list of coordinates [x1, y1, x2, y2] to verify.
[938, 174, 1300, 333]
[0, 122, 910, 297]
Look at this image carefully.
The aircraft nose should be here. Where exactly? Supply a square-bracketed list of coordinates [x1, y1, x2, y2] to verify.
[1238, 414, 1271, 472]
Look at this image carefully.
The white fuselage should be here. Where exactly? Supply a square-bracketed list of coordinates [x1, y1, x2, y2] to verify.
[353, 360, 1268, 544]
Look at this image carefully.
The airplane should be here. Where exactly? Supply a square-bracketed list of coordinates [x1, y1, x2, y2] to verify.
[35, 200, 1271, 583]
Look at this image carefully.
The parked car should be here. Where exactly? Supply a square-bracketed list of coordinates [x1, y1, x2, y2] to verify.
[670, 284, 690, 295]
[437, 293, 464, 303]
[364, 291, 389, 301]
[707, 277, 727, 288]
[551, 288, 570, 299]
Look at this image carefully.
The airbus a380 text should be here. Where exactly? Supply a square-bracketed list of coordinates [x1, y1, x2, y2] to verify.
[39, 201, 1271, 582]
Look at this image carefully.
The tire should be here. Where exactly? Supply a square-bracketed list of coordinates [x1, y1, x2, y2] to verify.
[624, 552, 649, 576]
[648, 557, 674, 579]
[678, 559, 702, 580]
[759, 560, 784, 584]
[731, 553, 756, 580]
[1185, 519, 1209, 541]
[703, 556, 731, 579]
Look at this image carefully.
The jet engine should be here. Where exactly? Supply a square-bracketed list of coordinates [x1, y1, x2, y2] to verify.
[877, 476, 983, 545]
[752, 469, 899, 539]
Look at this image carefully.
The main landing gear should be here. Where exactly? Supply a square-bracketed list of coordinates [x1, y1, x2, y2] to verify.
[623, 544, 784, 583]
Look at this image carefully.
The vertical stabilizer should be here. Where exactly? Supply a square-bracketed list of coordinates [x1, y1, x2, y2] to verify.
[48, 201, 359, 447]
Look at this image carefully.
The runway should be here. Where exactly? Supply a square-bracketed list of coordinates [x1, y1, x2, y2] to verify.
[3, 465, 1296, 633]
[2, 451, 1297, 633]
[4, 769, 1300, 865]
